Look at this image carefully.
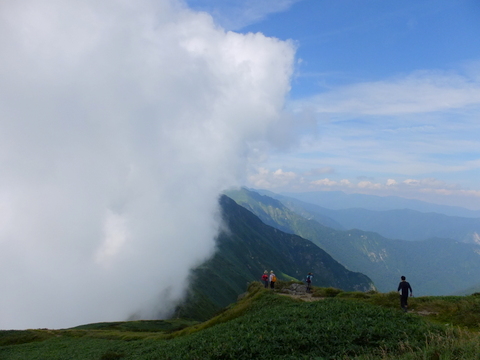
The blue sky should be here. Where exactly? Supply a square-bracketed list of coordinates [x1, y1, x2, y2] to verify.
[186, 0, 480, 210]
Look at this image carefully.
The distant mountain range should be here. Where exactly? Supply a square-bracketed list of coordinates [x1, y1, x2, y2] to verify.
[255, 190, 480, 244]
[174, 195, 374, 321]
[225, 188, 480, 297]
[277, 190, 480, 218]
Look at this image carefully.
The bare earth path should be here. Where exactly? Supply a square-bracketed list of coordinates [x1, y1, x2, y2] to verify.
[278, 292, 324, 302]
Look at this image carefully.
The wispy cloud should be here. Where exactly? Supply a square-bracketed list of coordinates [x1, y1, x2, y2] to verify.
[255, 65, 480, 210]
[292, 69, 480, 116]
[186, 0, 302, 30]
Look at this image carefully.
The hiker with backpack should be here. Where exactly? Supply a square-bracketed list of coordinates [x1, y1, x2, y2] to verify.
[306, 272, 313, 293]
[269, 270, 277, 289]
[261, 270, 269, 288]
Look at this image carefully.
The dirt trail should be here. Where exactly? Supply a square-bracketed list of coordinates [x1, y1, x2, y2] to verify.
[278, 292, 324, 302]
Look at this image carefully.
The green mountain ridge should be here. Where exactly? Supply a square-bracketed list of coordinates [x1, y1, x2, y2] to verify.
[174, 195, 375, 320]
[226, 188, 480, 296]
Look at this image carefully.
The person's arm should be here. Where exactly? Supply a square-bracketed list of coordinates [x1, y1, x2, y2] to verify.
[409, 284, 413, 296]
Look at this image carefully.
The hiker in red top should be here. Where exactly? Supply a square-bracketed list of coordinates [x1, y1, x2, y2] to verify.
[261, 270, 269, 288]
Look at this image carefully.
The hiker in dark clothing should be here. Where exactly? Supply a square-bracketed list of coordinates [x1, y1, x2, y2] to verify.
[397, 276, 413, 312]
[306, 272, 313, 293]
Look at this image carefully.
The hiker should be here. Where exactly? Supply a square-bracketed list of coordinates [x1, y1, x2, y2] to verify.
[269, 270, 277, 289]
[397, 276, 413, 312]
[261, 270, 269, 288]
[306, 272, 313, 293]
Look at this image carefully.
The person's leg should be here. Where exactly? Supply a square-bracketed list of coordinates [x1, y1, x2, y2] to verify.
[401, 295, 408, 312]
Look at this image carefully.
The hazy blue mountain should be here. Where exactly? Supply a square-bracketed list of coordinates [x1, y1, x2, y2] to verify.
[174, 195, 374, 320]
[256, 189, 480, 243]
[453, 283, 480, 296]
[311, 208, 480, 243]
[226, 188, 480, 296]
[276, 190, 480, 218]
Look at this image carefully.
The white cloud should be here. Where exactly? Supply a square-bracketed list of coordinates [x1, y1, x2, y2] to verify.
[0, 0, 295, 329]
[305, 176, 480, 208]
[307, 177, 457, 193]
[357, 181, 382, 190]
[386, 179, 397, 186]
[248, 167, 301, 189]
[311, 178, 339, 187]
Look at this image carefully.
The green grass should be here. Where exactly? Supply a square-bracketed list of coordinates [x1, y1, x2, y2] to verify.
[316, 287, 480, 330]
[0, 330, 53, 346]
[2, 283, 480, 359]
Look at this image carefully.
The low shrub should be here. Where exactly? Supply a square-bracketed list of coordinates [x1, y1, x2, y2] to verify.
[100, 351, 125, 360]
[313, 286, 343, 297]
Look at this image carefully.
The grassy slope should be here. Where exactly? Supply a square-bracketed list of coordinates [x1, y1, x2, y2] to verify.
[2, 283, 480, 360]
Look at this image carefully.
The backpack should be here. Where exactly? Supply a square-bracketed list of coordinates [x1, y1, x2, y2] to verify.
[262, 274, 268, 281]
[306, 275, 312, 283]
[272, 275, 277, 282]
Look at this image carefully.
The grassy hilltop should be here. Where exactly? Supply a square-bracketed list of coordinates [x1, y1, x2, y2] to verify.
[2, 282, 480, 360]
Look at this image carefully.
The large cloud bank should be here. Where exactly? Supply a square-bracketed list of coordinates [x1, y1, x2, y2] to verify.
[0, 0, 294, 329]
